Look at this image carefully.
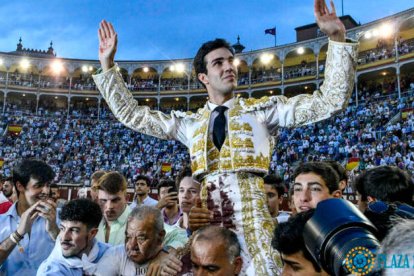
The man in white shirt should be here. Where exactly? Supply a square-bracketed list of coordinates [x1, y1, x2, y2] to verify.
[130, 175, 158, 209]
[264, 174, 290, 224]
[89, 206, 168, 276]
[37, 199, 109, 275]
[96, 171, 131, 245]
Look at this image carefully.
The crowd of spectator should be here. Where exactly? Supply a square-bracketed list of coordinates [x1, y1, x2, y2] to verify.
[358, 37, 414, 65]
[0, 113, 189, 186]
[272, 83, 414, 182]
[1, 38, 412, 95]
[1, 82, 414, 191]
[1, 157, 413, 275]
[284, 61, 317, 80]
[129, 77, 158, 91]
[0, 73, 98, 91]
[1, 74, 414, 276]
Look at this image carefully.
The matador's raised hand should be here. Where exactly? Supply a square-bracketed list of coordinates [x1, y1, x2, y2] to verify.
[314, 0, 346, 42]
[98, 20, 117, 71]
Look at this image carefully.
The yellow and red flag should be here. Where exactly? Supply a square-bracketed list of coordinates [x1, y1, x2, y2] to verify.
[346, 157, 360, 171]
[7, 125, 22, 136]
[161, 163, 172, 173]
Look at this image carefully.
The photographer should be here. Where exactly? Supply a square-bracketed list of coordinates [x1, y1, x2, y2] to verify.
[355, 166, 414, 240]
[272, 210, 329, 276]
[273, 198, 380, 276]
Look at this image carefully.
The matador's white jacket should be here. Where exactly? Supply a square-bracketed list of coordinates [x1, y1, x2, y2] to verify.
[93, 39, 358, 182]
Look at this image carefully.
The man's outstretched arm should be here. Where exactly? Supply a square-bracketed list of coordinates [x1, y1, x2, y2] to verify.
[256, 0, 358, 131]
[93, 20, 189, 145]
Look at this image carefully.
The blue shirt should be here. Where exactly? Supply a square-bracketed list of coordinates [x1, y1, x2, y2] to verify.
[0, 202, 57, 275]
[36, 238, 110, 276]
[129, 195, 158, 209]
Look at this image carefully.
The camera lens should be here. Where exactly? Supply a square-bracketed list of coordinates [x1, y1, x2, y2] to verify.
[324, 227, 379, 275]
[303, 198, 380, 275]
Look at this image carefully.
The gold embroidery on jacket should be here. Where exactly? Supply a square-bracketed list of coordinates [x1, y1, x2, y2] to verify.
[238, 173, 282, 275]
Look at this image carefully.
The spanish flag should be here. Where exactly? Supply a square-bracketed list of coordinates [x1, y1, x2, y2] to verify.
[346, 157, 360, 171]
[161, 163, 172, 173]
[7, 125, 23, 136]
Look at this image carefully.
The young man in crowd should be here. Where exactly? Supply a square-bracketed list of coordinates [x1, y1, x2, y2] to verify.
[130, 175, 158, 208]
[325, 160, 348, 192]
[37, 199, 109, 275]
[0, 177, 12, 214]
[292, 162, 342, 213]
[156, 167, 201, 275]
[272, 210, 329, 276]
[355, 165, 414, 209]
[0, 159, 59, 275]
[90, 170, 106, 203]
[88, 206, 168, 275]
[1, 177, 16, 203]
[96, 171, 131, 245]
[264, 174, 290, 224]
[94, 0, 357, 272]
[175, 166, 201, 230]
[149, 179, 188, 255]
[156, 179, 181, 225]
[49, 184, 60, 201]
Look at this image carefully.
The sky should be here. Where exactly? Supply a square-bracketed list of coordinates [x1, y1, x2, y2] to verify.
[0, 0, 412, 61]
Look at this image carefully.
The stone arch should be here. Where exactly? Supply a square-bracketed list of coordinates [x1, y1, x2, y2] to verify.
[131, 67, 158, 92]
[251, 52, 282, 84]
[160, 65, 188, 91]
[284, 47, 316, 81]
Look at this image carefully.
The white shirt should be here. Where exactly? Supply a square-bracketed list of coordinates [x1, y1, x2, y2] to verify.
[37, 238, 109, 276]
[207, 98, 236, 140]
[89, 245, 148, 276]
[276, 211, 291, 224]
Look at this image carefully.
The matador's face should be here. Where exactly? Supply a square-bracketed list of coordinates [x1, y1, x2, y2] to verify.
[200, 47, 238, 98]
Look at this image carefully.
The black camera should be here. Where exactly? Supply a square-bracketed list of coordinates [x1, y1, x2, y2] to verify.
[364, 200, 414, 241]
[303, 198, 380, 276]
